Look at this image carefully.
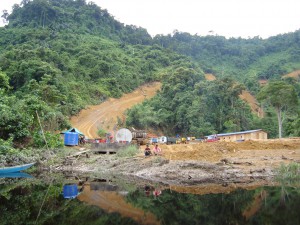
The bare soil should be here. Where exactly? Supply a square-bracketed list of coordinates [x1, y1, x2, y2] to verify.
[239, 90, 264, 118]
[283, 70, 300, 79]
[64, 82, 300, 190]
[70, 82, 161, 138]
[58, 138, 300, 189]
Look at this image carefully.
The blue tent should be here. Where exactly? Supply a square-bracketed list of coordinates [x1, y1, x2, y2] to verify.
[61, 128, 84, 136]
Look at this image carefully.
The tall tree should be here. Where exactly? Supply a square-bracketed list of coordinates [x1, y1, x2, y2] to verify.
[257, 81, 298, 138]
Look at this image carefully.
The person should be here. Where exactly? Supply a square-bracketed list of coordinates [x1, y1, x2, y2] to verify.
[153, 144, 161, 155]
[144, 144, 152, 157]
[153, 188, 162, 197]
[144, 185, 151, 196]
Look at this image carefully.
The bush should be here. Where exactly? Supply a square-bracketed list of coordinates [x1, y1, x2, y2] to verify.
[0, 138, 15, 155]
[116, 145, 139, 158]
[97, 128, 107, 138]
[32, 131, 64, 149]
[275, 163, 300, 185]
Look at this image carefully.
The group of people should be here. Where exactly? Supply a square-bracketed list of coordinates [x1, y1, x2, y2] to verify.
[144, 144, 162, 156]
[144, 185, 162, 197]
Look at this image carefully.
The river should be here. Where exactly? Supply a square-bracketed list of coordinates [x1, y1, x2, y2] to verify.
[0, 172, 299, 225]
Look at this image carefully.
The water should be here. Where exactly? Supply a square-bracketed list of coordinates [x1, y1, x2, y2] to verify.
[0, 173, 300, 225]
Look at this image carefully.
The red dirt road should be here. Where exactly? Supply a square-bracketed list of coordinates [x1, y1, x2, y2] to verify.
[70, 82, 161, 138]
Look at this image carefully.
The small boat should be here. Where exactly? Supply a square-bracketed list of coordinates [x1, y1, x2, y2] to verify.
[0, 172, 34, 178]
[0, 162, 35, 174]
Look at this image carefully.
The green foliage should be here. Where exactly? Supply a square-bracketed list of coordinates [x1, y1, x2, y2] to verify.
[0, 0, 299, 148]
[257, 81, 298, 109]
[0, 70, 10, 91]
[257, 81, 299, 138]
[0, 137, 15, 154]
[116, 145, 139, 158]
[32, 131, 64, 149]
[0, 0, 184, 148]
[275, 163, 300, 186]
[97, 128, 107, 138]
[0, 93, 34, 142]
[127, 77, 254, 137]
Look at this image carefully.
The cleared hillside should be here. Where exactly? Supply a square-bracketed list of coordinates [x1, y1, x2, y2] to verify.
[70, 82, 161, 138]
[283, 70, 300, 79]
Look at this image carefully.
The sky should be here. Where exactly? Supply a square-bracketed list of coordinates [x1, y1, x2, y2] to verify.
[1, 0, 300, 39]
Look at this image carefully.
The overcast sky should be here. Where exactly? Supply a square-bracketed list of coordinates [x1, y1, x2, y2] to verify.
[1, 0, 300, 39]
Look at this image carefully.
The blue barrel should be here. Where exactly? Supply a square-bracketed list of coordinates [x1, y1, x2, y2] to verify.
[64, 132, 79, 146]
[63, 184, 78, 199]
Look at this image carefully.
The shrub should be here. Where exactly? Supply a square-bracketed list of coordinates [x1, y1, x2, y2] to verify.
[0, 138, 16, 155]
[33, 131, 64, 149]
[275, 163, 300, 185]
[116, 145, 139, 158]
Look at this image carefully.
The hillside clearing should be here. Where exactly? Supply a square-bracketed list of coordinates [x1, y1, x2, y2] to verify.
[70, 82, 161, 139]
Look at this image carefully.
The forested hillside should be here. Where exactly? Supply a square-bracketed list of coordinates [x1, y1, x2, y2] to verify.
[153, 31, 300, 91]
[0, 0, 299, 150]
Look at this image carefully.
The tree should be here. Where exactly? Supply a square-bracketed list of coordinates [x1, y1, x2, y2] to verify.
[0, 71, 10, 91]
[257, 81, 298, 138]
[1, 10, 9, 23]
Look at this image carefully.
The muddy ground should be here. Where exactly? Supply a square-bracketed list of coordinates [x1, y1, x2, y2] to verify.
[55, 138, 300, 190]
[65, 81, 297, 191]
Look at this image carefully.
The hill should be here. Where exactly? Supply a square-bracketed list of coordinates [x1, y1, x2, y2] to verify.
[71, 82, 161, 138]
[0, 0, 299, 149]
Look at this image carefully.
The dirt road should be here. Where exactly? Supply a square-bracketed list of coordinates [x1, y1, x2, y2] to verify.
[70, 82, 161, 139]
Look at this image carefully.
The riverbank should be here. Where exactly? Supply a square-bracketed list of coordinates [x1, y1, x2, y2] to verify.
[52, 138, 300, 188]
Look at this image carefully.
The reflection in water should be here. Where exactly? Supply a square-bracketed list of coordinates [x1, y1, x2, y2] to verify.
[0, 174, 300, 225]
[0, 172, 34, 178]
[243, 190, 267, 220]
[63, 184, 79, 199]
[78, 182, 160, 225]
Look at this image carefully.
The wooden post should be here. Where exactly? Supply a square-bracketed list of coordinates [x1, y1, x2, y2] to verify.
[36, 111, 49, 151]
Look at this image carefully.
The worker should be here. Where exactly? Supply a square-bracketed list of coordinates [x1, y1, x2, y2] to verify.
[153, 188, 162, 197]
[144, 144, 152, 157]
[153, 144, 162, 155]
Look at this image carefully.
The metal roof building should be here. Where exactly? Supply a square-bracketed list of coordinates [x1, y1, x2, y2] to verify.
[209, 129, 268, 142]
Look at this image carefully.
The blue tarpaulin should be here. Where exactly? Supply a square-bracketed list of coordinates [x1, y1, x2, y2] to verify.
[61, 128, 84, 136]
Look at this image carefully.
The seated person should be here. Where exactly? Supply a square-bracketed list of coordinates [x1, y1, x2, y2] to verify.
[153, 144, 162, 155]
[144, 144, 152, 156]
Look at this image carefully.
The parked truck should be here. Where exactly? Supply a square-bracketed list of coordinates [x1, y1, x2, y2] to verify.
[131, 129, 148, 145]
[158, 136, 177, 145]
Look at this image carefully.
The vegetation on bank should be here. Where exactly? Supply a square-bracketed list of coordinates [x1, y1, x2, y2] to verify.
[0, 0, 299, 152]
[275, 163, 300, 186]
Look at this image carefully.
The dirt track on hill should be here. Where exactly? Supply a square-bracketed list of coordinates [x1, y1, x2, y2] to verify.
[70, 82, 161, 139]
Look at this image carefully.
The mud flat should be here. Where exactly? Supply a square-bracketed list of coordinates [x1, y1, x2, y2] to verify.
[54, 139, 300, 190]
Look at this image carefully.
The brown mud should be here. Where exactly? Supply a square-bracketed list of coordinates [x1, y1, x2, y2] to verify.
[56, 138, 300, 191]
[66, 81, 300, 193]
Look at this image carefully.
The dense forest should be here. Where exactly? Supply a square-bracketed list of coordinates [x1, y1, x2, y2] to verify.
[0, 0, 299, 149]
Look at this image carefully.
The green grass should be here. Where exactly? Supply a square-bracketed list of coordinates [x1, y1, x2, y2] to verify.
[116, 145, 139, 158]
[275, 163, 300, 186]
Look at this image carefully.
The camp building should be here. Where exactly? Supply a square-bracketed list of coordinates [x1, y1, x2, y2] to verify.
[214, 129, 268, 142]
